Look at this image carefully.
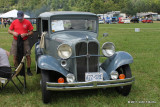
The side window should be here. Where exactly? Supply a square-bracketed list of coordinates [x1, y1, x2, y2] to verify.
[42, 20, 48, 32]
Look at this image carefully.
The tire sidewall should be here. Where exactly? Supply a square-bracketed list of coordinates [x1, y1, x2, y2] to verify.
[41, 70, 51, 103]
[116, 64, 132, 96]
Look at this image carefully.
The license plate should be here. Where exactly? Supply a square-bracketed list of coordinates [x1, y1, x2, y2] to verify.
[85, 72, 103, 82]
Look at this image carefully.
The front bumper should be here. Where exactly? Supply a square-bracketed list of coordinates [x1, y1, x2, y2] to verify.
[46, 76, 135, 91]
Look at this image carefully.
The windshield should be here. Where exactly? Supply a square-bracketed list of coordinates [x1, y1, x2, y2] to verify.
[51, 20, 97, 33]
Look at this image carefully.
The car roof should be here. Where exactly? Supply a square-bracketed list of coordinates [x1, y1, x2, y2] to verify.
[39, 11, 97, 18]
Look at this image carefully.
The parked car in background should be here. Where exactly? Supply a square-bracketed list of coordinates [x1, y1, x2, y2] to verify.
[118, 17, 130, 24]
[157, 15, 160, 21]
[99, 19, 104, 24]
[31, 11, 135, 103]
[130, 17, 139, 23]
[123, 18, 130, 24]
[142, 18, 153, 23]
[110, 17, 118, 24]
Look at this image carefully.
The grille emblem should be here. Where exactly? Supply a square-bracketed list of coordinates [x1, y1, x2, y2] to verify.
[86, 36, 89, 41]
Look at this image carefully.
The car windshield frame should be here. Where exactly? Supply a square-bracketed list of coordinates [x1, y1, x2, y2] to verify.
[50, 15, 98, 34]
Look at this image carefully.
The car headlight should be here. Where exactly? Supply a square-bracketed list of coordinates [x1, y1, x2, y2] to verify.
[66, 73, 75, 83]
[102, 42, 115, 57]
[110, 71, 118, 80]
[58, 44, 72, 59]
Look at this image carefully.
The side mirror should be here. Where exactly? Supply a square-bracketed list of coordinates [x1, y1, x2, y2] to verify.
[103, 33, 108, 37]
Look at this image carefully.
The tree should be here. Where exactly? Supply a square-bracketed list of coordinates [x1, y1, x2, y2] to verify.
[0, 0, 160, 16]
[90, 0, 104, 14]
[62, 1, 71, 11]
[76, 0, 92, 12]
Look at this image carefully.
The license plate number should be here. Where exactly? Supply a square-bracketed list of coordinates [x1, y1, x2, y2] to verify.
[85, 72, 103, 82]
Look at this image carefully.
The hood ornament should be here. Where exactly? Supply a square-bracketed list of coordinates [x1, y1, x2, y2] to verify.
[86, 36, 89, 41]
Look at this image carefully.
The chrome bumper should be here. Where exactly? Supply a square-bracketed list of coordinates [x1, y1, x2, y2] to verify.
[46, 76, 135, 91]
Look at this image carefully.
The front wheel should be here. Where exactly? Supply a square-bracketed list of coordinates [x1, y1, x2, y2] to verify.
[41, 70, 51, 103]
[116, 64, 132, 96]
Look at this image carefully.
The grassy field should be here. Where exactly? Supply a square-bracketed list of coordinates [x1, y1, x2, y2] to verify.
[0, 23, 160, 107]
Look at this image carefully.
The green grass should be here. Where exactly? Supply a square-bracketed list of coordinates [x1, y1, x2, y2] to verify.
[0, 22, 160, 107]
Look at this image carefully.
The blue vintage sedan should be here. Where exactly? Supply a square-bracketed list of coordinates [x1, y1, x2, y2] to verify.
[32, 11, 135, 103]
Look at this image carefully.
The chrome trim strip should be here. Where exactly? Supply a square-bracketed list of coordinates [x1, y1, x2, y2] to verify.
[58, 55, 105, 60]
[86, 36, 89, 73]
[46, 76, 135, 91]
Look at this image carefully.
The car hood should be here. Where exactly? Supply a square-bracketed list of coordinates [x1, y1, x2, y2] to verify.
[51, 31, 98, 44]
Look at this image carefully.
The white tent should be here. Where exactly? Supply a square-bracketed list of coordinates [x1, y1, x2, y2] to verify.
[0, 13, 3, 16]
[0, 9, 30, 18]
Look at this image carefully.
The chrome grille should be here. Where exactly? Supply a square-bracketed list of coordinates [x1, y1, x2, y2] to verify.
[76, 42, 98, 81]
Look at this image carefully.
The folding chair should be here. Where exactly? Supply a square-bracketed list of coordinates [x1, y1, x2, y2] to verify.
[0, 56, 26, 94]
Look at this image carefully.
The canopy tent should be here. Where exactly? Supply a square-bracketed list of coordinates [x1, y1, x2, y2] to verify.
[0, 13, 3, 16]
[0, 9, 30, 18]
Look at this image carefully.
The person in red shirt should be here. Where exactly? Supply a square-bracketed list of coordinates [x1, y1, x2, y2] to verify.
[8, 11, 33, 76]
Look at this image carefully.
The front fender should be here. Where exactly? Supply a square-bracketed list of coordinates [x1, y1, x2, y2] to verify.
[37, 55, 68, 77]
[101, 51, 133, 74]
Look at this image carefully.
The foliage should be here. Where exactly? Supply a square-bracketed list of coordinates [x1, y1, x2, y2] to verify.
[0, 0, 160, 16]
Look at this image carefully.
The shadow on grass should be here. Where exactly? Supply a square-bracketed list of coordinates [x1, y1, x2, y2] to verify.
[50, 87, 119, 103]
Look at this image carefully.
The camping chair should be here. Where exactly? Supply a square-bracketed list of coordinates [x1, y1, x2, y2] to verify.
[0, 56, 26, 94]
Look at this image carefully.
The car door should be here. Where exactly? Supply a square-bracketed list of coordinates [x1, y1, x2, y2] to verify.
[28, 18, 41, 49]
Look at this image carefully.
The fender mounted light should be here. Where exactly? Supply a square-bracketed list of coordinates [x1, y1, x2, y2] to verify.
[119, 74, 125, 79]
[58, 77, 64, 83]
